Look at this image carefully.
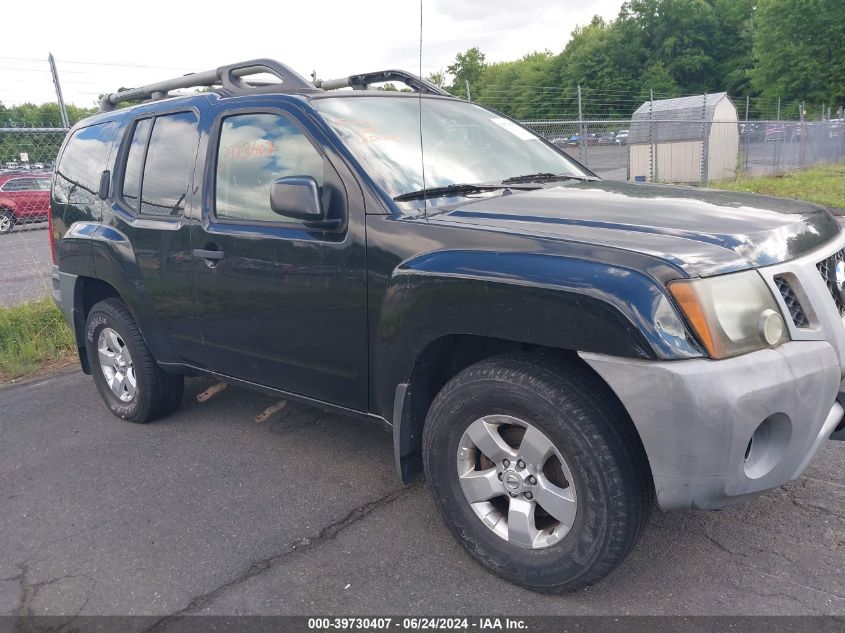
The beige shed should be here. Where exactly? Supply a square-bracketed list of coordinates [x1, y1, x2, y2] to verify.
[628, 92, 739, 183]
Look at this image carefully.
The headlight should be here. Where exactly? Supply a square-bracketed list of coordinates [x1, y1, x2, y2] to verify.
[668, 270, 789, 359]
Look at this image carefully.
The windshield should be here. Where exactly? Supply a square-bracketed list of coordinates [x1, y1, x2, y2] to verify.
[312, 96, 590, 200]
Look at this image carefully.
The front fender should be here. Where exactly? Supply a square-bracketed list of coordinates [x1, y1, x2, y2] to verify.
[372, 250, 701, 420]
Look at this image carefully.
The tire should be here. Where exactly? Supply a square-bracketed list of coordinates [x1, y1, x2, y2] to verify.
[0, 210, 14, 235]
[84, 298, 184, 423]
[422, 352, 653, 592]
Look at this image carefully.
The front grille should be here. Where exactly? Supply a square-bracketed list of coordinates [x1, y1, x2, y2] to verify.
[816, 248, 845, 315]
[774, 275, 809, 327]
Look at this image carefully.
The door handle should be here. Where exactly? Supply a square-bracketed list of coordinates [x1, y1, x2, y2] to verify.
[192, 248, 225, 262]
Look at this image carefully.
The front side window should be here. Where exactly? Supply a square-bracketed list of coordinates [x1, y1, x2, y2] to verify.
[139, 112, 198, 216]
[215, 113, 324, 223]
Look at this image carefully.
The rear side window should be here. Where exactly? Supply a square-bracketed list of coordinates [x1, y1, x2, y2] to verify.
[215, 113, 324, 223]
[121, 118, 152, 211]
[54, 121, 118, 204]
[118, 111, 198, 217]
[140, 112, 198, 216]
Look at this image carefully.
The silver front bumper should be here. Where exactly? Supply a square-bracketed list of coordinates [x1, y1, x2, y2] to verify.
[581, 341, 843, 510]
[582, 230, 845, 511]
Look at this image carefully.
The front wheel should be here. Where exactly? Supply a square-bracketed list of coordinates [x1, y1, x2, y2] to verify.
[0, 211, 14, 235]
[423, 353, 653, 592]
[84, 298, 184, 423]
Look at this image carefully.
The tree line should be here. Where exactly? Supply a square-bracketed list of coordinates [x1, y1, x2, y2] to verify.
[1, 0, 843, 130]
[432, 0, 845, 120]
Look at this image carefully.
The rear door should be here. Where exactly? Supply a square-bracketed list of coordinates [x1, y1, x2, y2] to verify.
[104, 109, 203, 364]
[190, 102, 368, 411]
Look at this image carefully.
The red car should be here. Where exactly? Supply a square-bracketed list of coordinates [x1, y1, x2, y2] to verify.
[0, 171, 52, 234]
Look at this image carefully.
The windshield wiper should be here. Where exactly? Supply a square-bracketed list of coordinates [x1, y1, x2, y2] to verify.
[394, 183, 508, 202]
[500, 173, 582, 184]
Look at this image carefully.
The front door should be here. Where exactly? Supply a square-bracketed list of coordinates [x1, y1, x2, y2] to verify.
[190, 105, 368, 411]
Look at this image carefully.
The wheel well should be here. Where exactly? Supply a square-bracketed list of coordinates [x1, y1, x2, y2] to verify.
[395, 335, 641, 484]
[78, 277, 121, 319]
[70, 277, 121, 374]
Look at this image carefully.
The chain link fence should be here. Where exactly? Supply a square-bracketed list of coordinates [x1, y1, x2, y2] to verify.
[0, 127, 68, 306]
[523, 117, 845, 184]
[1, 57, 844, 305]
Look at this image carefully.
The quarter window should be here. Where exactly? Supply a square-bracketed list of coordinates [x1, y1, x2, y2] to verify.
[139, 112, 198, 216]
[54, 121, 118, 204]
[215, 113, 324, 223]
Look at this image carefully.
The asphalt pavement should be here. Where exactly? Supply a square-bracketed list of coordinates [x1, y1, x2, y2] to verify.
[1, 368, 843, 621]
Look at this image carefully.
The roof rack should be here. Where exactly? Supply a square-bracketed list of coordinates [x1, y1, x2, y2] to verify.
[315, 70, 450, 96]
[99, 60, 451, 113]
[98, 58, 318, 112]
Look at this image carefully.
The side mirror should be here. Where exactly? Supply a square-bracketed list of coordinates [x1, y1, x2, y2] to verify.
[98, 170, 110, 200]
[270, 176, 338, 229]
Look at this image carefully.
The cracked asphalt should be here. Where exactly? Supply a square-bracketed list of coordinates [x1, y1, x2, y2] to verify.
[1, 368, 844, 622]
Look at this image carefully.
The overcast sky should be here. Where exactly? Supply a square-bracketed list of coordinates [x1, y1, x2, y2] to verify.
[2, 0, 624, 107]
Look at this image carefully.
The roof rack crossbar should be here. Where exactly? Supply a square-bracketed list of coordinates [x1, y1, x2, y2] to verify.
[99, 58, 316, 112]
[315, 70, 450, 96]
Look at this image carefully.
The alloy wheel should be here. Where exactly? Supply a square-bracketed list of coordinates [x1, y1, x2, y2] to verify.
[97, 327, 137, 402]
[456, 414, 577, 549]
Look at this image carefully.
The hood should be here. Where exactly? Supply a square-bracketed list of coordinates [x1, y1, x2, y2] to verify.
[428, 180, 840, 277]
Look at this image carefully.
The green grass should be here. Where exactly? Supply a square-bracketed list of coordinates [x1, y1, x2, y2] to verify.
[715, 161, 845, 211]
[0, 298, 75, 382]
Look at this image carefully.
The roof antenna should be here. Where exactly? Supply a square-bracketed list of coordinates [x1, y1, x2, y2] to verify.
[418, 0, 428, 219]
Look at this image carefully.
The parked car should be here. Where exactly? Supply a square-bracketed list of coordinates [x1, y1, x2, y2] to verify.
[583, 133, 600, 146]
[597, 132, 616, 145]
[615, 129, 629, 144]
[51, 59, 845, 593]
[764, 123, 787, 142]
[0, 171, 52, 234]
[549, 137, 568, 149]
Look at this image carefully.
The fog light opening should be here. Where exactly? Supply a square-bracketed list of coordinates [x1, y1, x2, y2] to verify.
[743, 414, 791, 480]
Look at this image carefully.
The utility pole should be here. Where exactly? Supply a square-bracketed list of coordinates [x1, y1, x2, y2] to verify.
[465, 79, 471, 102]
[799, 101, 806, 167]
[700, 92, 708, 184]
[775, 97, 781, 172]
[48, 53, 70, 129]
[744, 95, 750, 171]
[649, 88, 655, 182]
[577, 84, 586, 165]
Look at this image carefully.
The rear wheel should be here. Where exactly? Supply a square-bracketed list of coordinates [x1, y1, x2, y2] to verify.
[423, 353, 653, 592]
[0, 211, 14, 235]
[84, 298, 184, 423]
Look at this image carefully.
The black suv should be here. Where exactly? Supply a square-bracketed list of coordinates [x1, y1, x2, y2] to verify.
[50, 59, 845, 592]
